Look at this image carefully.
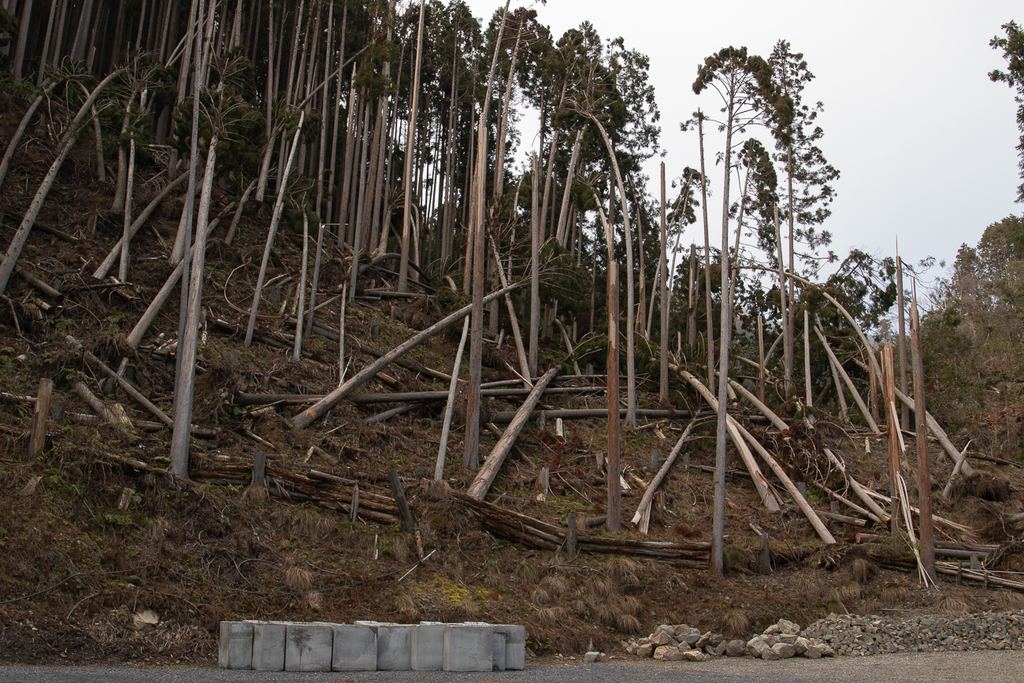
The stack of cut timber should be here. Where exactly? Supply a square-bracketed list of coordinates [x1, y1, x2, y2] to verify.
[190, 458, 400, 523]
[454, 492, 709, 567]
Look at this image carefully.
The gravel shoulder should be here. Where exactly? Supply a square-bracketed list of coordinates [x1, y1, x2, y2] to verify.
[2, 651, 1024, 683]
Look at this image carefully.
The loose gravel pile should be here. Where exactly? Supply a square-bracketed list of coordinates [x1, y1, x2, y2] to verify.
[803, 610, 1024, 656]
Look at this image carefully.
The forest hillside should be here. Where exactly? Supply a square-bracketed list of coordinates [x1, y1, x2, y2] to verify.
[0, 0, 1023, 666]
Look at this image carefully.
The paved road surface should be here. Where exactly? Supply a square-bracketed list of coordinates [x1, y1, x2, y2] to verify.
[2, 651, 1024, 683]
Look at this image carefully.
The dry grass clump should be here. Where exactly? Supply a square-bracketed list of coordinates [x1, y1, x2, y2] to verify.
[394, 592, 419, 622]
[608, 557, 642, 589]
[513, 560, 540, 585]
[530, 587, 551, 607]
[992, 590, 1024, 611]
[540, 574, 570, 596]
[831, 581, 861, 605]
[851, 557, 875, 585]
[621, 595, 642, 615]
[284, 566, 314, 592]
[962, 473, 1012, 502]
[293, 508, 322, 538]
[594, 602, 617, 628]
[615, 613, 642, 634]
[419, 478, 451, 501]
[536, 607, 563, 628]
[721, 610, 750, 639]
[937, 593, 976, 615]
[242, 483, 268, 503]
[879, 583, 908, 604]
[587, 576, 614, 600]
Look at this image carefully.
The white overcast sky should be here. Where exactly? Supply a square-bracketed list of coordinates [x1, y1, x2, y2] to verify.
[463, 0, 1022, 280]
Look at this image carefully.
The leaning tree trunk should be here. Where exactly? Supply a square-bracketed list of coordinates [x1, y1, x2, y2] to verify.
[0, 70, 124, 296]
[245, 111, 306, 346]
[168, 132, 218, 481]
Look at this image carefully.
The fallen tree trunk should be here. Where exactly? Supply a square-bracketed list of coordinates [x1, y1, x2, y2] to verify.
[631, 420, 698, 529]
[454, 491, 709, 565]
[467, 367, 558, 500]
[292, 281, 524, 429]
[675, 368, 781, 512]
[483, 408, 696, 423]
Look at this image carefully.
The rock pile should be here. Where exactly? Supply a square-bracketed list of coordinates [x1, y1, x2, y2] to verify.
[802, 611, 1024, 656]
[622, 623, 732, 661]
[624, 611, 1024, 661]
[743, 619, 834, 660]
[623, 619, 835, 661]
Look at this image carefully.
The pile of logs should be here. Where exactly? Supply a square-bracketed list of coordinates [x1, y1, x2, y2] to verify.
[454, 491, 710, 568]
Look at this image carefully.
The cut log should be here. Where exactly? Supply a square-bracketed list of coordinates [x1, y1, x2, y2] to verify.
[388, 469, 415, 534]
[28, 378, 52, 458]
[467, 367, 558, 500]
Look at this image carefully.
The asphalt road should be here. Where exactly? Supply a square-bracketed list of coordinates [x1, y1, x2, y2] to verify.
[2, 651, 1024, 683]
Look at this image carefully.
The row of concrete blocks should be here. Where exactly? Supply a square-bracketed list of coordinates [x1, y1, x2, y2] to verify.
[219, 620, 526, 672]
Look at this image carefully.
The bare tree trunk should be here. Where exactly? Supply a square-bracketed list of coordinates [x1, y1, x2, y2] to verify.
[245, 111, 306, 346]
[554, 132, 582, 247]
[896, 242, 909, 431]
[304, 0, 336, 334]
[775, 204, 792, 391]
[697, 114, 714, 390]
[910, 283, 937, 581]
[118, 120, 137, 282]
[463, 0, 512, 470]
[325, 4, 347, 235]
[12, 0, 34, 81]
[594, 199, 620, 531]
[659, 162, 669, 403]
[0, 83, 55, 190]
[687, 244, 697, 347]
[582, 112, 636, 428]
[436, 317, 469, 480]
[293, 211, 309, 359]
[168, 131, 218, 481]
[492, 30, 521, 202]
[397, 0, 426, 292]
[529, 153, 540, 377]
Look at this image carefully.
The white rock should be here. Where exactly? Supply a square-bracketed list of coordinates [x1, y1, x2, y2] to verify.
[682, 649, 708, 662]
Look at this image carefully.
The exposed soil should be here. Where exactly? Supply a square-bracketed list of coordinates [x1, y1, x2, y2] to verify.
[2, 88, 1024, 669]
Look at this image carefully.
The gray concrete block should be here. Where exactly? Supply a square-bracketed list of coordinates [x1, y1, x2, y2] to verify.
[376, 624, 414, 670]
[285, 622, 333, 672]
[411, 622, 447, 671]
[218, 621, 253, 669]
[251, 621, 287, 671]
[492, 630, 507, 670]
[443, 624, 493, 671]
[496, 624, 526, 670]
[332, 624, 377, 671]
